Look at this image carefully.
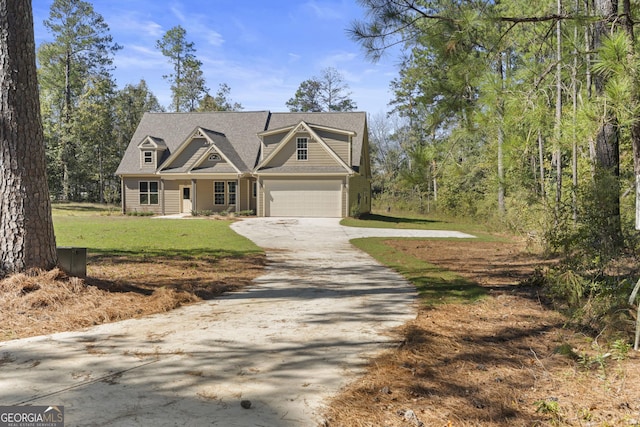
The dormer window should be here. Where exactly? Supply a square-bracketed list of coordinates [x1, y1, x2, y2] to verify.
[137, 136, 167, 169]
[143, 150, 153, 164]
[208, 153, 221, 161]
[296, 137, 308, 161]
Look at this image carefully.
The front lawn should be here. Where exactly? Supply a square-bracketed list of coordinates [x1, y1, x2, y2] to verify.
[0, 205, 264, 341]
[53, 215, 261, 259]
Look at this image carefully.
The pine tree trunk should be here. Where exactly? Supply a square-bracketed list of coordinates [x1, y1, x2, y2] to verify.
[554, 0, 563, 226]
[538, 130, 546, 200]
[592, 0, 623, 247]
[497, 53, 505, 215]
[621, 0, 640, 228]
[0, 0, 57, 273]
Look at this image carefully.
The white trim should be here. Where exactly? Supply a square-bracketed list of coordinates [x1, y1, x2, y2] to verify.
[296, 137, 308, 161]
[139, 180, 160, 205]
[255, 121, 352, 173]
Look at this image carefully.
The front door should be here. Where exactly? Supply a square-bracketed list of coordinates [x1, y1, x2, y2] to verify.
[180, 186, 192, 213]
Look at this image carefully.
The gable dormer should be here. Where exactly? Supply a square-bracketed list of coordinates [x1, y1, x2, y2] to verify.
[255, 120, 355, 172]
[138, 136, 167, 169]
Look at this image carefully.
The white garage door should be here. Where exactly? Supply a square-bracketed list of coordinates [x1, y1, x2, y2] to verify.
[265, 179, 342, 217]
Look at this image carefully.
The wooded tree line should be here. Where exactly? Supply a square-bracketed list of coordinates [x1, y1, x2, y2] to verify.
[36, 0, 358, 205]
[358, 0, 640, 262]
[37, 0, 246, 203]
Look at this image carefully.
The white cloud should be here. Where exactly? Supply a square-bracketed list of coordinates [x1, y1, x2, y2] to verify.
[169, 4, 187, 22]
[203, 30, 225, 47]
[111, 15, 164, 39]
[116, 45, 167, 68]
[318, 51, 358, 68]
[303, 0, 346, 21]
[165, 2, 225, 47]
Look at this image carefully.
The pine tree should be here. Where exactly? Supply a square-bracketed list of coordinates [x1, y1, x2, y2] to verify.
[156, 26, 207, 112]
[37, 0, 120, 201]
[0, 0, 57, 273]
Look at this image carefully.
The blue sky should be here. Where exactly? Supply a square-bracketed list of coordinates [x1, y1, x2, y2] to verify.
[33, 0, 403, 114]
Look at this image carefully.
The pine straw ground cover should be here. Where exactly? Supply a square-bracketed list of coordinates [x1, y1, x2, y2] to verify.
[0, 208, 265, 341]
[0, 254, 264, 341]
[322, 240, 640, 427]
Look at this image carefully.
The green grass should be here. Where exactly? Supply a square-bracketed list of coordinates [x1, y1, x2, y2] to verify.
[52, 202, 120, 217]
[53, 212, 261, 259]
[345, 212, 496, 305]
[351, 237, 487, 305]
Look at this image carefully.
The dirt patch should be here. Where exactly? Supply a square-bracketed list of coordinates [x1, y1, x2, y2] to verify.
[323, 239, 640, 426]
[0, 254, 265, 341]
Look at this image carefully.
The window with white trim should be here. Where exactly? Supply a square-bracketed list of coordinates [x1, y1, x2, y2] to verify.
[143, 150, 153, 165]
[228, 182, 237, 205]
[296, 137, 308, 161]
[139, 181, 159, 205]
[214, 181, 225, 205]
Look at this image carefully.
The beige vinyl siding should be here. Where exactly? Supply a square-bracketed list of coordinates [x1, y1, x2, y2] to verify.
[257, 178, 265, 217]
[238, 178, 254, 212]
[315, 130, 349, 162]
[262, 133, 286, 159]
[162, 180, 189, 214]
[195, 180, 213, 211]
[348, 175, 371, 217]
[270, 133, 340, 168]
[248, 178, 257, 213]
[164, 138, 208, 170]
[342, 180, 348, 217]
[123, 177, 163, 215]
[359, 132, 372, 178]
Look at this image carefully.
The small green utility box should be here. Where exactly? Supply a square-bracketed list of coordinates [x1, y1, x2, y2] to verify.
[57, 247, 87, 277]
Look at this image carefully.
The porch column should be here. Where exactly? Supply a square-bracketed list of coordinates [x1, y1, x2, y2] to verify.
[237, 178, 240, 213]
[191, 179, 197, 211]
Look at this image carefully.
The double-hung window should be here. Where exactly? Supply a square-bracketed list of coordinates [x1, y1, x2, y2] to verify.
[214, 181, 225, 205]
[214, 181, 237, 205]
[296, 137, 308, 161]
[139, 181, 159, 205]
[143, 151, 153, 165]
[228, 182, 237, 205]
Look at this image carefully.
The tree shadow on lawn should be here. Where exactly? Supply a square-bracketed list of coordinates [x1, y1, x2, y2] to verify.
[52, 203, 112, 213]
[87, 247, 262, 261]
[358, 213, 443, 226]
[84, 252, 265, 300]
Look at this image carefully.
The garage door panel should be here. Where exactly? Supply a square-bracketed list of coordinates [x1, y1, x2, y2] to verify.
[265, 180, 341, 217]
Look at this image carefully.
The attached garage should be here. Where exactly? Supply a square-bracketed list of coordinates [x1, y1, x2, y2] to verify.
[264, 178, 343, 217]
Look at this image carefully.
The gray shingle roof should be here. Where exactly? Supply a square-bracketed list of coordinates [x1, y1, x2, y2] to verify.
[116, 111, 269, 176]
[115, 110, 367, 176]
[267, 112, 366, 168]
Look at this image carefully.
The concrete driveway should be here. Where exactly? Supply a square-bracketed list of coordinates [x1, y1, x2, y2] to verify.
[0, 218, 473, 426]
